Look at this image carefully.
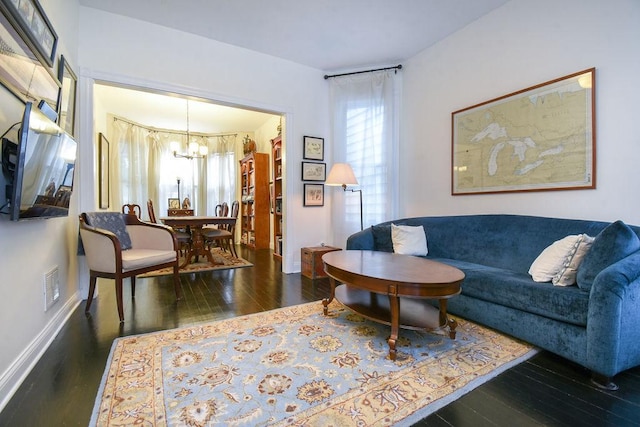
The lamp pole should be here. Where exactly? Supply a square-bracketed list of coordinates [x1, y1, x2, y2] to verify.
[177, 177, 181, 202]
[342, 184, 363, 231]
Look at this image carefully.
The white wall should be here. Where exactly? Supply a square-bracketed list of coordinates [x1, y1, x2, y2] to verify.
[0, 0, 80, 411]
[76, 7, 332, 274]
[401, 0, 640, 225]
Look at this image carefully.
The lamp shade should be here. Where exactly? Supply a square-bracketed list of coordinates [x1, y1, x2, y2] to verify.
[326, 163, 358, 186]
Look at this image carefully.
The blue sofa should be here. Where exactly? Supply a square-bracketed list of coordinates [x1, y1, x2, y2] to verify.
[346, 214, 640, 389]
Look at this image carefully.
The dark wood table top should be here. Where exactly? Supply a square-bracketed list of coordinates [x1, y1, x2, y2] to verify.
[159, 216, 236, 227]
[322, 250, 465, 298]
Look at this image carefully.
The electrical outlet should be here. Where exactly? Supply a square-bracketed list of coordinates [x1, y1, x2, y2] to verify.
[44, 267, 60, 311]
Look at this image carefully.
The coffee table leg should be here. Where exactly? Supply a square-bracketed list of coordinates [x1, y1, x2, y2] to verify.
[322, 276, 337, 315]
[448, 318, 458, 339]
[388, 294, 399, 361]
[439, 299, 457, 339]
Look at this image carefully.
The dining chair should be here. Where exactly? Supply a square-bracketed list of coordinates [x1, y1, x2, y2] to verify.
[79, 212, 181, 322]
[204, 200, 239, 257]
[215, 202, 229, 217]
[121, 203, 142, 218]
[147, 199, 191, 256]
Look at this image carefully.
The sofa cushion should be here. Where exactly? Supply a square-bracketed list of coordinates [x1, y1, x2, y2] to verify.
[529, 235, 584, 282]
[433, 258, 590, 326]
[391, 224, 428, 256]
[85, 212, 133, 250]
[371, 224, 393, 252]
[528, 234, 593, 286]
[553, 234, 594, 286]
[577, 220, 640, 291]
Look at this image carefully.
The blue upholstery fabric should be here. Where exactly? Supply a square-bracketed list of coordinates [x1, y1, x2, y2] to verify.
[85, 212, 133, 250]
[346, 214, 640, 379]
[576, 220, 640, 291]
[434, 258, 590, 326]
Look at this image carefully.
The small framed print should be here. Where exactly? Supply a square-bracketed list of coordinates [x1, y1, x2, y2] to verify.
[301, 161, 326, 181]
[303, 184, 324, 207]
[303, 136, 324, 161]
[98, 133, 109, 209]
[168, 198, 180, 209]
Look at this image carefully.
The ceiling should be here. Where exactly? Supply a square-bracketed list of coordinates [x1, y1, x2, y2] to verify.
[84, 1, 509, 133]
[79, 0, 509, 72]
[94, 84, 277, 134]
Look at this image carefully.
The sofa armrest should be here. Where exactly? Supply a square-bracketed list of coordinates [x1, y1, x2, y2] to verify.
[346, 228, 375, 250]
[586, 250, 640, 376]
[127, 223, 178, 251]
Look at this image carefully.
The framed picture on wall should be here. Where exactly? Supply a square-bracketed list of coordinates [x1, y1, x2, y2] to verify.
[0, 9, 60, 108]
[303, 136, 324, 161]
[57, 55, 77, 136]
[452, 68, 596, 195]
[98, 133, 110, 209]
[303, 183, 324, 207]
[301, 161, 326, 181]
[0, 0, 58, 67]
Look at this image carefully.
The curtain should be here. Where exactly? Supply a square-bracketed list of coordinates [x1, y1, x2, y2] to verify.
[108, 117, 236, 218]
[205, 134, 237, 214]
[329, 70, 400, 246]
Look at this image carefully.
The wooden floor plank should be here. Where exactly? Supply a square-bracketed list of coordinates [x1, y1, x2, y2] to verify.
[1, 247, 639, 426]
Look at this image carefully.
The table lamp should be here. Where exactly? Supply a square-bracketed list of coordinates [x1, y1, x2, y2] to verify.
[326, 163, 363, 230]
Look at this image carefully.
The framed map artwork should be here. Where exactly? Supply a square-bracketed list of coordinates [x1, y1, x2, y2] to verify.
[452, 68, 595, 195]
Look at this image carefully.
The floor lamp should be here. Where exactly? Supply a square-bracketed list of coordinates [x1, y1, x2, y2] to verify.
[326, 163, 363, 231]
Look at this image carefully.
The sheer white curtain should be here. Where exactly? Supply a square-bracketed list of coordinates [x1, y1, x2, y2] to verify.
[329, 70, 400, 246]
[205, 134, 237, 213]
[108, 117, 236, 218]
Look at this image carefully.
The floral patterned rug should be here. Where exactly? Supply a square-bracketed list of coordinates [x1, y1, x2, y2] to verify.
[139, 247, 252, 277]
[90, 301, 536, 426]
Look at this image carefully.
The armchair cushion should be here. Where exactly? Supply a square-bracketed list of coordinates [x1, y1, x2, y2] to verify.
[85, 212, 133, 250]
[122, 249, 177, 271]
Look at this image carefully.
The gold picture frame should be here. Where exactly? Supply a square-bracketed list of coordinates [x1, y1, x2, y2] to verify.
[98, 133, 109, 209]
[452, 68, 595, 195]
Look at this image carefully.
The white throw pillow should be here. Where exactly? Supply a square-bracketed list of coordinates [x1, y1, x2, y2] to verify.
[529, 235, 584, 282]
[391, 224, 428, 256]
[552, 234, 595, 286]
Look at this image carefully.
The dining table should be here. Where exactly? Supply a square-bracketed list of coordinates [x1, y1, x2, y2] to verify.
[159, 216, 237, 268]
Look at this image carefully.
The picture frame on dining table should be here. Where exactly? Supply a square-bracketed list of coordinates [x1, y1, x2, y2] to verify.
[168, 198, 180, 209]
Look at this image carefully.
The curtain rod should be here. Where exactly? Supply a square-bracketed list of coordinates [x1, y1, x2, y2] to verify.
[324, 64, 402, 80]
[112, 116, 238, 138]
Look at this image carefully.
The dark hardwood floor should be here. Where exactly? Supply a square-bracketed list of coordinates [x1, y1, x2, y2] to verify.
[1, 247, 639, 426]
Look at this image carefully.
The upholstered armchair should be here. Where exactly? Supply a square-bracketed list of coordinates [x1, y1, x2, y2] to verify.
[79, 212, 181, 322]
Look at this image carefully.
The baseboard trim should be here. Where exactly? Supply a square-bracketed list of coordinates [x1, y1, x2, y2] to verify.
[0, 293, 81, 413]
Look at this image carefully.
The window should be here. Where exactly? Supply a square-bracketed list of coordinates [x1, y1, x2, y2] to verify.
[329, 70, 400, 245]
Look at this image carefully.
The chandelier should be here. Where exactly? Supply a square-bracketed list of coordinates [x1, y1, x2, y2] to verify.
[172, 99, 208, 159]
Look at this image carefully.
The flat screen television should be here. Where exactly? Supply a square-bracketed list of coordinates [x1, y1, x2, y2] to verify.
[1, 101, 78, 221]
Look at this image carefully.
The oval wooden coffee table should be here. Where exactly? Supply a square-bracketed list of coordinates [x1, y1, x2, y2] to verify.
[322, 250, 465, 361]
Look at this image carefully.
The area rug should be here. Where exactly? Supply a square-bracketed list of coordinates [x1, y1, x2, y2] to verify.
[139, 247, 252, 277]
[90, 301, 536, 426]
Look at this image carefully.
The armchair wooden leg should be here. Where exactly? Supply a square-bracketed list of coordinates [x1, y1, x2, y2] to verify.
[115, 277, 125, 323]
[131, 276, 136, 298]
[85, 275, 97, 313]
[173, 263, 182, 300]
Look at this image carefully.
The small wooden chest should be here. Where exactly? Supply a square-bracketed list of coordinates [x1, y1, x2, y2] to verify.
[301, 246, 341, 279]
[167, 208, 194, 216]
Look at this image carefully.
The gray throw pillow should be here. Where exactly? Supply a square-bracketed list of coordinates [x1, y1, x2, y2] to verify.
[371, 224, 393, 252]
[85, 212, 133, 250]
[576, 220, 640, 291]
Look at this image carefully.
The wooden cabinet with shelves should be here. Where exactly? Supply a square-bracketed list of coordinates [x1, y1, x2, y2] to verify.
[239, 152, 270, 249]
[271, 136, 283, 259]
